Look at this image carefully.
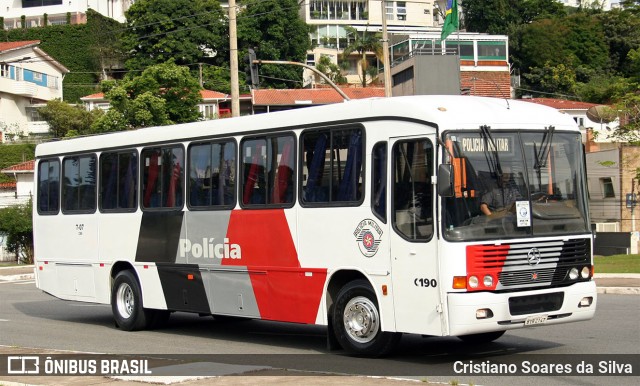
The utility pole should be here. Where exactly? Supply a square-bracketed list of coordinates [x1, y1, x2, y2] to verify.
[381, 0, 392, 97]
[228, 0, 240, 117]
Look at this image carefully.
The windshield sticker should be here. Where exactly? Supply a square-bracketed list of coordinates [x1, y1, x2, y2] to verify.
[354, 219, 383, 258]
[516, 201, 531, 227]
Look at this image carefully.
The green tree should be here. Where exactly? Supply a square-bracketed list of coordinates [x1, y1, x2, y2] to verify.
[523, 61, 578, 96]
[237, 0, 311, 89]
[613, 91, 640, 144]
[462, 0, 565, 35]
[86, 9, 125, 80]
[342, 26, 382, 88]
[122, 0, 228, 71]
[92, 62, 202, 132]
[38, 99, 103, 138]
[597, 9, 640, 77]
[315, 55, 347, 85]
[0, 199, 33, 264]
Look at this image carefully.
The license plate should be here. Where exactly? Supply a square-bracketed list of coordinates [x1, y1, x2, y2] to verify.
[524, 315, 548, 326]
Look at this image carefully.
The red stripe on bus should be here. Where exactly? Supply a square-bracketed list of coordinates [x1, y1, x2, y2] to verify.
[225, 209, 326, 323]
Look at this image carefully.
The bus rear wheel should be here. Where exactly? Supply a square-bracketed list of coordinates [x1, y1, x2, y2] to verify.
[111, 270, 153, 331]
[332, 280, 400, 357]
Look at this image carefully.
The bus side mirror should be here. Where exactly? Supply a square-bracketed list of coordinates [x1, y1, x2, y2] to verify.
[438, 164, 454, 197]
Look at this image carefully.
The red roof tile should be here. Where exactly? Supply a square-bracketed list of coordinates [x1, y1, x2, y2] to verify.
[0, 181, 17, 190]
[460, 72, 511, 99]
[0, 40, 40, 53]
[252, 88, 385, 106]
[521, 98, 598, 110]
[1, 160, 35, 173]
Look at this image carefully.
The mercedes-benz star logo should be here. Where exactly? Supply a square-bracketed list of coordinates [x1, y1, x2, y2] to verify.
[527, 247, 542, 266]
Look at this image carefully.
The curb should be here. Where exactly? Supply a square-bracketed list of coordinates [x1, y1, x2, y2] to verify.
[597, 286, 640, 295]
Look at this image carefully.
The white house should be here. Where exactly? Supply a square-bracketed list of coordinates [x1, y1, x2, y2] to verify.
[0, 160, 34, 209]
[0, 40, 69, 142]
[2, 0, 132, 29]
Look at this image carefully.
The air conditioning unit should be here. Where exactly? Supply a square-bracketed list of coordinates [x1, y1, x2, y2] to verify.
[595, 222, 619, 232]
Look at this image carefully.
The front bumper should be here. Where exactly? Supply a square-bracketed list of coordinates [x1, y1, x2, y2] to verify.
[447, 280, 597, 336]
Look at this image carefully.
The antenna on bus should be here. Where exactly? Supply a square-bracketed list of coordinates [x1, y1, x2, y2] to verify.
[470, 77, 510, 110]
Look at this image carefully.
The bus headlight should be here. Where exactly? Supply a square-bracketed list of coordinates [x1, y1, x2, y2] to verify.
[483, 275, 493, 287]
[581, 266, 590, 279]
[569, 267, 579, 280]
[468, 276, 479, 288]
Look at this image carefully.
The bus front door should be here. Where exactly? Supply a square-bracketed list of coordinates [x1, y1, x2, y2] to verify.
[389, 136, 443, 336]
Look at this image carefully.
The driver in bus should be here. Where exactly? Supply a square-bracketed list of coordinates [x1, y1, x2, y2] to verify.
[480, 166, 522, 216]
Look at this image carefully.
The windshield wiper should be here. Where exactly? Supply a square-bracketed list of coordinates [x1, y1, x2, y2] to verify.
[534, 125, 555, 170]
[479, 125, 502, 177]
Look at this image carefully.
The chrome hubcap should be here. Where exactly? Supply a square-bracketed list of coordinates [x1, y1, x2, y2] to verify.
[116, 283, 134, 319]
[343, 296, 379, 344]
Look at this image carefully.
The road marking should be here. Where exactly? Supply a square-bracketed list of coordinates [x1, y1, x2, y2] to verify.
[0, 319, 9, 322]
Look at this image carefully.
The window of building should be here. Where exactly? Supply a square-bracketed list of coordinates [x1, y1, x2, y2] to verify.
[301, 127, 363, 205]
[22, 0, 63, 7]
[141, 146, 184, 209]
[62, 155, 97, 213]
[37, 159, 60, 214]
[385, 1, 394, 20]
[397, 2, 407, 21]
[601, 177, 615, 198]
[100, 151, 137, 212]
[201, 104, 216, 120]
[0, 64, 9, 78]
[392, 139, 433, 241]
[392, 66, 414, 87]
[25, 106, 42, 122]
[241, 134, 295, 206]
[372, 142, 387, 222]
[189, 140, 236, 209]
[477, 41, 507, 60]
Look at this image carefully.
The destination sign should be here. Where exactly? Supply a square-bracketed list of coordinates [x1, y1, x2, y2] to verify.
[460, 137, 513, 154]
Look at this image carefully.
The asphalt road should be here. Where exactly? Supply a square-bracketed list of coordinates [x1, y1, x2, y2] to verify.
[0, 279, 638, 385]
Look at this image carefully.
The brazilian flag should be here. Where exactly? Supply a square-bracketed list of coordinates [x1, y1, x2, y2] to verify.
[441, 0, 459, 41]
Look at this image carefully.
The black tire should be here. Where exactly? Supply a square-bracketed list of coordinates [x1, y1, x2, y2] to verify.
[457, 330, 506, 344]
[332, 280, 400, 357]
[111, 270, 153, 331]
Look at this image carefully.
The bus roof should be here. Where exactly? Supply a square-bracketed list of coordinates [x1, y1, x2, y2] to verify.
[35, 95, 578, 157]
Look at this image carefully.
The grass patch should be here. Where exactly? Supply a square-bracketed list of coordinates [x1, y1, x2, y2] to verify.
[594, 254, 640, 274]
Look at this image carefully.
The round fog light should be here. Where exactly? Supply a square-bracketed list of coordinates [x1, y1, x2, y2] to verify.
[581, 266, 590, 279]
[569, 267, 579, 280]
[483, 275, 493, 287]
[469, 276, 479, 288]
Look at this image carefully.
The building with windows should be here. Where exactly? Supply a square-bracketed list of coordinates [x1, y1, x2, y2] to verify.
[2, 0, 132, 29]
[0, 40, 69, 143]
[300, 0, 443, 86]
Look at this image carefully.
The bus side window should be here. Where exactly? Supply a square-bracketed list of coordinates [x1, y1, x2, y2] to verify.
[142, 146, 184, 209]
[372, 142, 387, 222]
[241, 134, 295, 207]
[392, 139, 433, 241]
[62, 155, 97, 214]
[37, 159, 60, 214]
[301, 127, 363, 205]
[100, 151, 137, 212]
[189, 141, 236, 209]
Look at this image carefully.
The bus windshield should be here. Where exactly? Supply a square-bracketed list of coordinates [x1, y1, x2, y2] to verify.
[443, 130, 590, 241]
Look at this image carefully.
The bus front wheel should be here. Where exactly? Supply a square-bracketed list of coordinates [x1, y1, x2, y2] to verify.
[332, 280, 400, 357]
[111, 270, 152, 331]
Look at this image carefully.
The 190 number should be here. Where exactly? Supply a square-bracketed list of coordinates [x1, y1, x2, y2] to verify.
[414, 278, 437, 287]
